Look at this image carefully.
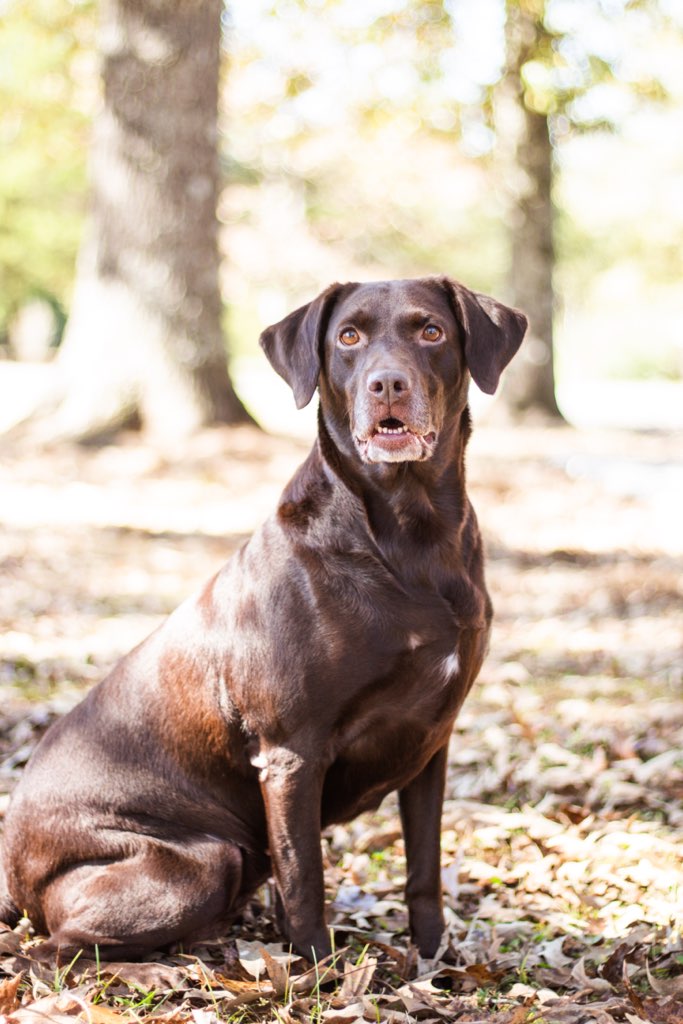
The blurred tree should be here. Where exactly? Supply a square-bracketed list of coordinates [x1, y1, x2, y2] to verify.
[496, 0, 560, 416]
[495, 0, 670, 417]
[3, 0, 679, 422]
[46, 0, 250, 441]
[0, 0, 94, 339]
[230, 0, 677, 417]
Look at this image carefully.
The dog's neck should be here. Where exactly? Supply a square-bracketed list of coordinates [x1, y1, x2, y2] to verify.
[277, 404, 482, 604]
[316, 402, 472, 549]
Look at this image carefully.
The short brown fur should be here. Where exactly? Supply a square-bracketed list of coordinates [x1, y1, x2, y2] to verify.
[0, 277, 526, 962]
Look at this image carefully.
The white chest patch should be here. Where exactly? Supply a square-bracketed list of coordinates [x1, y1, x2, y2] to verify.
[441, 651, 460, 681]
[249, 752, 269, 781]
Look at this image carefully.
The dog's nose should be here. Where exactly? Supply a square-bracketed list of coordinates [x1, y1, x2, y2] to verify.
[367, 369, 412, 399]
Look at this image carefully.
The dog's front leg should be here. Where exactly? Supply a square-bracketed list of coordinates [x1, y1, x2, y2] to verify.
[398, 743, 448, 958]
[259, 746, 330, 961]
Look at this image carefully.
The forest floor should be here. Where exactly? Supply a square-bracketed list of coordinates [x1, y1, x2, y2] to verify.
[0, 421, 681, 1024]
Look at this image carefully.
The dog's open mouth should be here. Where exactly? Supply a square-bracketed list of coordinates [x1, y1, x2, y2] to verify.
[356, 418, 438, 463]
[375, 416, 409, 435]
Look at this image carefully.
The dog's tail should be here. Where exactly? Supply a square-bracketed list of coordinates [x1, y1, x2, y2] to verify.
[0, 857, 21, 927]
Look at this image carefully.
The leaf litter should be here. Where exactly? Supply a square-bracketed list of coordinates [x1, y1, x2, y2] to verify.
[1, 423, 682, 1022]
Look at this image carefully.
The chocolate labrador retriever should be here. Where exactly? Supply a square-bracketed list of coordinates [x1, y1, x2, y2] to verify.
[0, 277, 526, 962]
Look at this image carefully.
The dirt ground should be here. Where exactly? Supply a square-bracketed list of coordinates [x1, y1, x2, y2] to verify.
[0, 421, 681, 1023]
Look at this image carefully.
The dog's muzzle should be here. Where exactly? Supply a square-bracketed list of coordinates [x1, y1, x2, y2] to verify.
[354, 416, 438, 463]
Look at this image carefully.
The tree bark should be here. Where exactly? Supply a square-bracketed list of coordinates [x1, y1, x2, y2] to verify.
[51, 0, 250, 442]
[497, 0, 562, 418]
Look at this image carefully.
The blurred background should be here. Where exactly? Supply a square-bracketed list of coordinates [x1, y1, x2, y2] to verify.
[1, 5, 682, 999]
[1, 0, 682, 440]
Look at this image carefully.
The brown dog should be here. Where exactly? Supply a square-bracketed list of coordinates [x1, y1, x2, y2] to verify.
[0, 277, 526, 962]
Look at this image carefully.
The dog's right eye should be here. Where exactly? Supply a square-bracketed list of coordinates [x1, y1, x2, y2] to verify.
[422, 324, 443, 342]
[339, 328, 360, 346]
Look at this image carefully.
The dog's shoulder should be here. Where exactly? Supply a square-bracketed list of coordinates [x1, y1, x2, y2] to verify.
[275, 444, 336, 533]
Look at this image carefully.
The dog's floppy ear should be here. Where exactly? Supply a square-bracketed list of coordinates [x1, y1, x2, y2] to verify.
[259, 284, 343, 409]
[442, 277, 528, 395]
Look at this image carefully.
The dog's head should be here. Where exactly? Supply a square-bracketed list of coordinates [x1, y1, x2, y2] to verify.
[260, 277, 527, 464]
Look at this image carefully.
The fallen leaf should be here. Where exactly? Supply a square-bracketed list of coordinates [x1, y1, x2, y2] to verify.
[570, 956, 612, 994]
[394, 976, 462, 1017]
[190, 1010, 220, 1024]
[441, 860, 461, 905]
[8, 992, 82, 1024]
[465, 962, 504, 985]
[235, 939, 283, 981]
[78, 1004, 128, 1024]
[0, 973, 23, 1015]
[259, 944, 291, 998]
[508, 983, 536, 1000]
[642, 996, 683, 1023]
[215, 986, 272, 1013]
[507, 994, 538, 1024]
[95, 961, 187, 991]
[536, 935, 575, 969]
[321, 1001, 366, 1022]
[600, 942, 636, 987]
[338, 956, 376, 1001]
[645, 959, 683, 998]
[621, 958, 647, 1018]
[0, 931, 22, 956]
[354, 827, 402, 853]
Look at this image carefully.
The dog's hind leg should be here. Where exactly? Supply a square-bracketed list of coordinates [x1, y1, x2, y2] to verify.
[0, 857, 21, 927]
[35, 837, 243, 961]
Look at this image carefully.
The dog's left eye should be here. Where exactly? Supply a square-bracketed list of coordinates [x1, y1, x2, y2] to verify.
[339, 328, 360, 346]
[422, 324, 443, 342]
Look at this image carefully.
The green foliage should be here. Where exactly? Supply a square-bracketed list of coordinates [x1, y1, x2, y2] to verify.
[0, 0, 96, 336]
[505, 0, 675, 127]
[1, 0, 682, 383]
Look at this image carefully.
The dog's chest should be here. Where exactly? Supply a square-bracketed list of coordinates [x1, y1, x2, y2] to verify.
[222, 514, 488, 767]
[314, 628, 480, 826]
[331, 609, 482, 767]
[336, 630, 463, 737]
[317, 591, 488, 810]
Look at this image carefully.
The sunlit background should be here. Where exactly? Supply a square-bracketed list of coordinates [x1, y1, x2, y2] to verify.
[1, 8, 682, 1002]
[1, 0, 682, 435]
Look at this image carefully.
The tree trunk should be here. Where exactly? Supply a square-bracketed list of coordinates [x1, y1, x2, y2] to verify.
[496, 0, 562, 418]
[51, 0, 251, 442]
